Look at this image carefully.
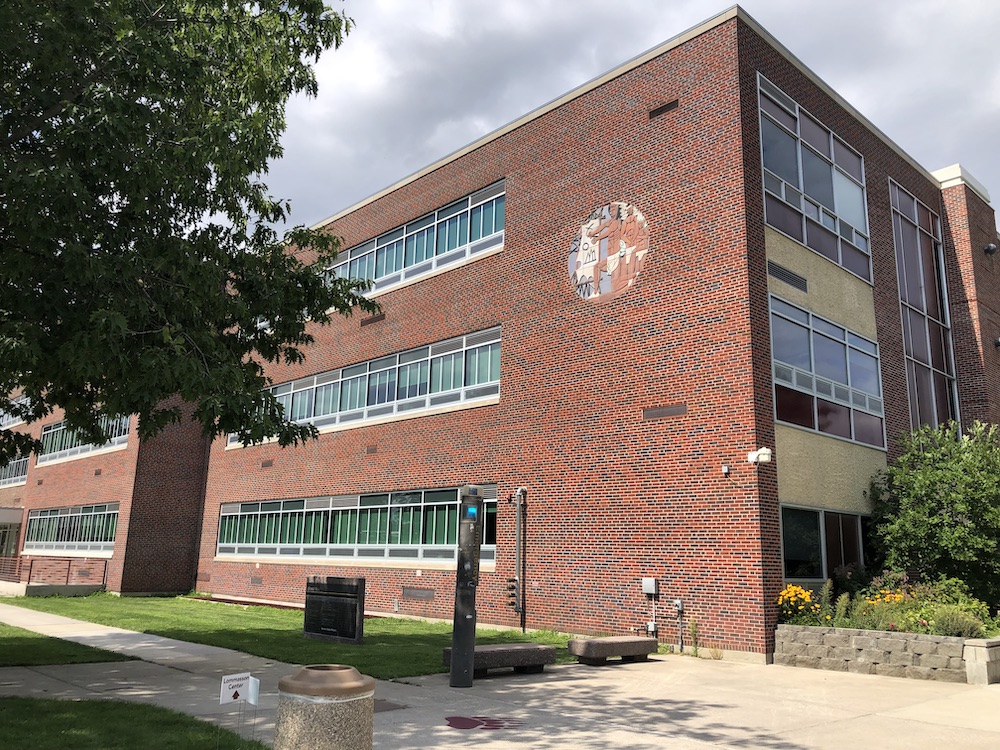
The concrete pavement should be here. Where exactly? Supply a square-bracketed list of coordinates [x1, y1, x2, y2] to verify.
[1, 601, 998, 749]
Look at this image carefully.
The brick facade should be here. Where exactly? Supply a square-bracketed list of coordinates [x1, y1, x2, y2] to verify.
[2, 8, 996, 658]
[193, 13, 996, 657]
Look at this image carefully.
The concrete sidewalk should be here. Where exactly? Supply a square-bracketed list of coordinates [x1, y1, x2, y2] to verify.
[1, 601, 998, 749]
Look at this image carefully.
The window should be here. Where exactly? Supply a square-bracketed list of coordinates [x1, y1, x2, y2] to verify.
[230, 329, 501, 445]
[327, 181, 505, 292]
[37, 415, 130, 464]
[217, 486, 498, 563]
[781, 506, 865, 580]
[0, 395, 30, 429]
[891, 182, 957, 429]
[770, 296, 884, 447]
[758, 76, 871, 281]
[0, 455, 28, 487]
[24, 503, 119, 553]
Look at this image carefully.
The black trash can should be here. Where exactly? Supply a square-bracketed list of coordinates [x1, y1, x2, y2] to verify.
[304, 576, 365, 644]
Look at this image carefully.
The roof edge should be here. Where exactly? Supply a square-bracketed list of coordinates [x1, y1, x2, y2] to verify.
[932, 164, 993, 206]
[312, 4, 974, 233]
[310, 6, 742, 231]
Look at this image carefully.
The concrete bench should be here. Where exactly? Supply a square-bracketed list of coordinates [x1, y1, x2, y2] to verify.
[567, 636, 658, 665]
[442, 643, 557, 678]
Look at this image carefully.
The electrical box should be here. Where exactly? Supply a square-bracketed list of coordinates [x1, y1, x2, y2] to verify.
[641, 577, 659, 595]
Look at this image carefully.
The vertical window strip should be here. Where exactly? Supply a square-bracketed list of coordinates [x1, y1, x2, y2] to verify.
[758, 74, 871, 281]
[891, 181, 957, 429]
[328, 183, 505, 286]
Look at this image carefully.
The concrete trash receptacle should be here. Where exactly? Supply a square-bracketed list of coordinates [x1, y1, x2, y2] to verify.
[274, 664, 376, 750]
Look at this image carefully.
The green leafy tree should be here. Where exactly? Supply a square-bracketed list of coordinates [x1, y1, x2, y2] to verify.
[870, 421, 1000, 608]
[0, 1, 376, 461]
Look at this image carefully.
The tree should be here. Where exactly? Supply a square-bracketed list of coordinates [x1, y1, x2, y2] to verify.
[0, 1, 376, 462]
[869, 421, 1000, 608]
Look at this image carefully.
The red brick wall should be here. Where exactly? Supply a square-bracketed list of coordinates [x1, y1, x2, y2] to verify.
[0, 399, 212, 595]
[118, 396, 212, 593]
[940, 183, 1000, 427]
[0, 410, 141, 591]
[196, 16, 995, 655]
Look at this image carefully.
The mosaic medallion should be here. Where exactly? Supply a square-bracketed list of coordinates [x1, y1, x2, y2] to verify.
[569, 201, 649, 301]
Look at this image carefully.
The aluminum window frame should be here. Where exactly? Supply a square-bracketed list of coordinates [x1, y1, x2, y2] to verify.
[216, 486, 498, 563]
[770, 295, 886, 448]
[229, 328, 501, 445]
[23, 502, 119, 553]
[327, 181, 505, 294]
[758, 74, 872, 282]
[890, 180, 959, 430]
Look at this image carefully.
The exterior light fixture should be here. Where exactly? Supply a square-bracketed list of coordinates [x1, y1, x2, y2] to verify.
[986, 243, 998, 255]
[747, 447, 773, 465]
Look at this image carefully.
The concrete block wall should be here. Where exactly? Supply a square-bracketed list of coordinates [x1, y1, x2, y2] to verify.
[775, 624, 973, 683]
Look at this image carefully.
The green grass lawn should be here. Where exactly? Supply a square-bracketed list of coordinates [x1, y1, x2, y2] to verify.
[9, 594, 571, 679]
[0, 621, 133, 667]
[0, 696, 268, 750]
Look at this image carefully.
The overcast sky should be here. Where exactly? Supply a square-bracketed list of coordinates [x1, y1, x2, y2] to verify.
[266, 0, 1000, 232]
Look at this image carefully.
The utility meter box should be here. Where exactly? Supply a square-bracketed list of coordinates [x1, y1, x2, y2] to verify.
[641, 577, 659, 595]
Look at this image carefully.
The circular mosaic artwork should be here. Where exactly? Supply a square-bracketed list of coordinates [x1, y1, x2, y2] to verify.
[568, 201, 649, 301]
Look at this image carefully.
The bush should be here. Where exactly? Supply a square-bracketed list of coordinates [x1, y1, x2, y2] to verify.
[776, 572, 992, 637]
[929, 605, 985, 638]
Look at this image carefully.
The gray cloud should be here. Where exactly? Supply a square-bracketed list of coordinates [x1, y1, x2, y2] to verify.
[266, 0, 1000, 233]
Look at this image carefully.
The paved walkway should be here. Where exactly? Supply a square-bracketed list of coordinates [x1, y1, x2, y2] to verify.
[1, 602, 998, 749]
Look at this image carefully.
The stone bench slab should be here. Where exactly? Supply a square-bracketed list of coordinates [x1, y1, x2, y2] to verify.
[568, 636, 658, 665]
[442, 643, 557, 677]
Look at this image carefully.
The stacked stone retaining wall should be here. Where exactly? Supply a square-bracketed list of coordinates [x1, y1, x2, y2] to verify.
[775, 624, 967, 682]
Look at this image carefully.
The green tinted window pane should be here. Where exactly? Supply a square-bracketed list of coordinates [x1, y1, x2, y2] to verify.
[445, 506, 458, 545]
[314, 383, 339, 416]
[495, 195, 505, 231]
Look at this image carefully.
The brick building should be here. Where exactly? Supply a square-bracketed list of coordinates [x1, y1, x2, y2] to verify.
[0, 398, 210, 596]
[2, 7, 997, 659]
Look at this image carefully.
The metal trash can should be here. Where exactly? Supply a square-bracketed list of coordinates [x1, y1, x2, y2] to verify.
[304, 576, 365, 644]
[274, 664, 376, 750]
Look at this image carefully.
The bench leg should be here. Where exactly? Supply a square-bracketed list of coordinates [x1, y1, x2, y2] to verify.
[621, 654, 649, 663]
[578, 656, 608, 666]
[473, 669, 488, 679]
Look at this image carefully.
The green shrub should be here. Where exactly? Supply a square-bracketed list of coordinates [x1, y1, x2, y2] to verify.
[928, 605, 985, 638]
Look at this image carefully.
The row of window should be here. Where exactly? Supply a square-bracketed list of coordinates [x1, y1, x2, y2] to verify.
[0, 456, 29, 487]
[231, 329, 501, 444]
[216, 487, 498, 563]
[0, 396, 30, 430]
[759, 76, 871, 282]
[326, 182, 505, 292]
[770, 296, 885, 447]
[37, 415, 131, 464]
[23, 503, 119, 553]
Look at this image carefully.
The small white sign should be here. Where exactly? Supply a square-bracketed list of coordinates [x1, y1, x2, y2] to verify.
[220, 672, 251, 705]
[247, 676, 260, 707]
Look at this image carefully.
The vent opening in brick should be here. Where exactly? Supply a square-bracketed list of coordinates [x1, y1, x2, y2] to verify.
[649, 100, 679, 119]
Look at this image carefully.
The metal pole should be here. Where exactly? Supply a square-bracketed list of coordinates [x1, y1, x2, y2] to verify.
[518, 489, 527, 633]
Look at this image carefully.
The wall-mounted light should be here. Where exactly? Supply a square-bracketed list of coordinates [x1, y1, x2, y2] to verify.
[747, 447, 773, 465]
[986, 243, 998, 256]
[721, 464, 731, 477]
[995, 337, 1000, 348]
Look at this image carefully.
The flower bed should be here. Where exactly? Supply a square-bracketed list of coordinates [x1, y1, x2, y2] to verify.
[775, 624, 1000, 684]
